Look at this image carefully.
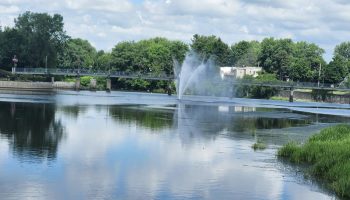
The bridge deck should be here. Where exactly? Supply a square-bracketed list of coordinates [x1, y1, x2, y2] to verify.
[13, 68, 174, 81]
[11, 68, 350, 91]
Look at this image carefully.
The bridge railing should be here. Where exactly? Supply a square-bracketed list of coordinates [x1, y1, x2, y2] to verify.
[13, 68, 175, 79]
[12, 68, 350, 89]
[233, 79, 344, 89]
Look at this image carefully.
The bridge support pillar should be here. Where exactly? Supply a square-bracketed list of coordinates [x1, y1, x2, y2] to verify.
[75, 77, 80, 91]
[51, 77, 55, 83]
[289, 89, 294, 102]
[106, 78, 111, 92]
[90, 78, 96, 90]
[167, 80, 172, 96]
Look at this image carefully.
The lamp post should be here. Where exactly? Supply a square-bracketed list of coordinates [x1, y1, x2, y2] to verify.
[318, 63, 322, 87]
[12, 55, 18, 74]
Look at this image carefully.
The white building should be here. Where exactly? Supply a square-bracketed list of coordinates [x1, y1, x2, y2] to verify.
[220, 66, 262, 79]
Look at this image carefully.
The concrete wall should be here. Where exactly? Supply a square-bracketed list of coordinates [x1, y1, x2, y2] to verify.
[277, 90, 350, 104]
[0, 81, 53, 89]
[53, 81, 75, 89]
[0, 80, 104, 90]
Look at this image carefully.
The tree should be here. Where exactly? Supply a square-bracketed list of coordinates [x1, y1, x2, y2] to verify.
[94, 50, 112, 71]
[14, 11, 68, 68]
[110, 41, 137, 72]
[334, 42, 350, 61]
[258, 38, 293, 79]
[333, 41, 350, 75]
[0, 28, 25, 70]
[110, 37, 188, 91]
[190, 34, 231, 66]
[58, 38, 97, 69]
[323, 55, 348, 84]
[288, 42, 325, 81]
[231, 40, 260, 66]
[235, 73, 278, 99]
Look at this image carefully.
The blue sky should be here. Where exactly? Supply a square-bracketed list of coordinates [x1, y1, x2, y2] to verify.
[1, 0, 350, 62]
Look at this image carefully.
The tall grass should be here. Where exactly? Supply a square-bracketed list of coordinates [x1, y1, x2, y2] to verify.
[278, 124, 350, 198]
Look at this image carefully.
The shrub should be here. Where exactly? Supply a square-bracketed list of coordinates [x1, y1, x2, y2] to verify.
[278, 124, 350, 198]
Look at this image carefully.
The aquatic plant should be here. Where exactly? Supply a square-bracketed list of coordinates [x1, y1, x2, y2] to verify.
[278, 124, 350, 198]
[252, 139, 267, 150]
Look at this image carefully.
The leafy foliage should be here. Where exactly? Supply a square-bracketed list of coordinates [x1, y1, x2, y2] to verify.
[110, 37, 188, 91]
[190, 34, 231, 66]
[0, 12, 68, 69]
[231, 40, 260, 66]
[2, 11, 350, 92]
[58, 38, 97, 69]
[235, 73, 278, 99]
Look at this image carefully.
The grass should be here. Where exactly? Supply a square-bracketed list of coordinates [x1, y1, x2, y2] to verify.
[270, 96, 289, 101]
[277, 124, 350, 198]
[332, 91, 350, 95]
[252, 139, 267, 150]
[295, 89, 312, 92]
[270, 96, 311, 102]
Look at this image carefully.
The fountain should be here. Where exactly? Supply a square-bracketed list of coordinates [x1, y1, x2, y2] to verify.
[174, 51, 233, 100]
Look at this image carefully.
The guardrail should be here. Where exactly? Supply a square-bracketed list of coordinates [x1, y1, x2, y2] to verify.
[12, 68, 350, 90]
[13, 68, 175, 80]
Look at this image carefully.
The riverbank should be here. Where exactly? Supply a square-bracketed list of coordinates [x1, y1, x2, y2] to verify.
[275, 89, 350, 104]
[278, 124, 350, 198]
[0, 80, 75, 90]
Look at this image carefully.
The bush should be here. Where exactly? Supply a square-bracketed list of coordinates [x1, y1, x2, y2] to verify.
[278, 124, 350, 198]
[311, 89, 331, 102]
[80, 76, 93, 87]
[235, 73, 278, 99]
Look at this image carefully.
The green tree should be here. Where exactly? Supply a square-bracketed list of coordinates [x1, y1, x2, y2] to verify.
[288, 42, 325, 81]
[110, 37, 188, 91]
[190, 34, 231, 66]
[58, 38, 97, 69]
[14, 11, 68, 68]
[323, 55, 348, 84]
[258, 38, 293, 79]
[334, 42, 350, 61]
[231, 40, 260, 66]
[235, 73, 278, 99]
[0, 28, 25, 70]
[333, 41, 350, 76]
[94, 50, 112, 71]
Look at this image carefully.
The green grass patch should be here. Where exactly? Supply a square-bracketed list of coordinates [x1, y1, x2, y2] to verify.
[270, 96, 289, 101]
[252, 139, 267, 151]
[277, 124, 350, 198]
[270, 96, 311, 102]
[332, 91, 350, 95]
[295, 89, 312, 92]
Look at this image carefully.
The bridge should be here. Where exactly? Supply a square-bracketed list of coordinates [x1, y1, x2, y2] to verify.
[11, 67, 350, 101]
[12, 67, 174, 81]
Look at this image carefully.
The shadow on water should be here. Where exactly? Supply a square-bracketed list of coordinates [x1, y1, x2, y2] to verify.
[0, 102, 65, 162]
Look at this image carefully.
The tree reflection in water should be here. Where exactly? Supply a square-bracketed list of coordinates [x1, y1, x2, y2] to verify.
[108, 106, 174, 130]
[0, 102, 64, 162]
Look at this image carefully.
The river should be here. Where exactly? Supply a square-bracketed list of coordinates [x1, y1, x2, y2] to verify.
[0, 90, 347, 199]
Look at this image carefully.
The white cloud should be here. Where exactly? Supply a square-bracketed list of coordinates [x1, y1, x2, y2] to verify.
[64, 0, 134, 12]
[1, 0, 350, 61]
[0, 5, 19, 14]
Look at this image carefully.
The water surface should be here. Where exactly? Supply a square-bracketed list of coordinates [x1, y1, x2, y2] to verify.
[0, 90, 347, 199]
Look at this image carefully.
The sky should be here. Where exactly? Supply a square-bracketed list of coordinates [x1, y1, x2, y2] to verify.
[1, 0, 350, 62]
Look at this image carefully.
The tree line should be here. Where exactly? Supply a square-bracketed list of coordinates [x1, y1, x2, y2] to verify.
[1, 11, 350, 87]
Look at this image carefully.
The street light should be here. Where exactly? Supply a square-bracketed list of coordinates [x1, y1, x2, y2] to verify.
[318, 63, 322, 87]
